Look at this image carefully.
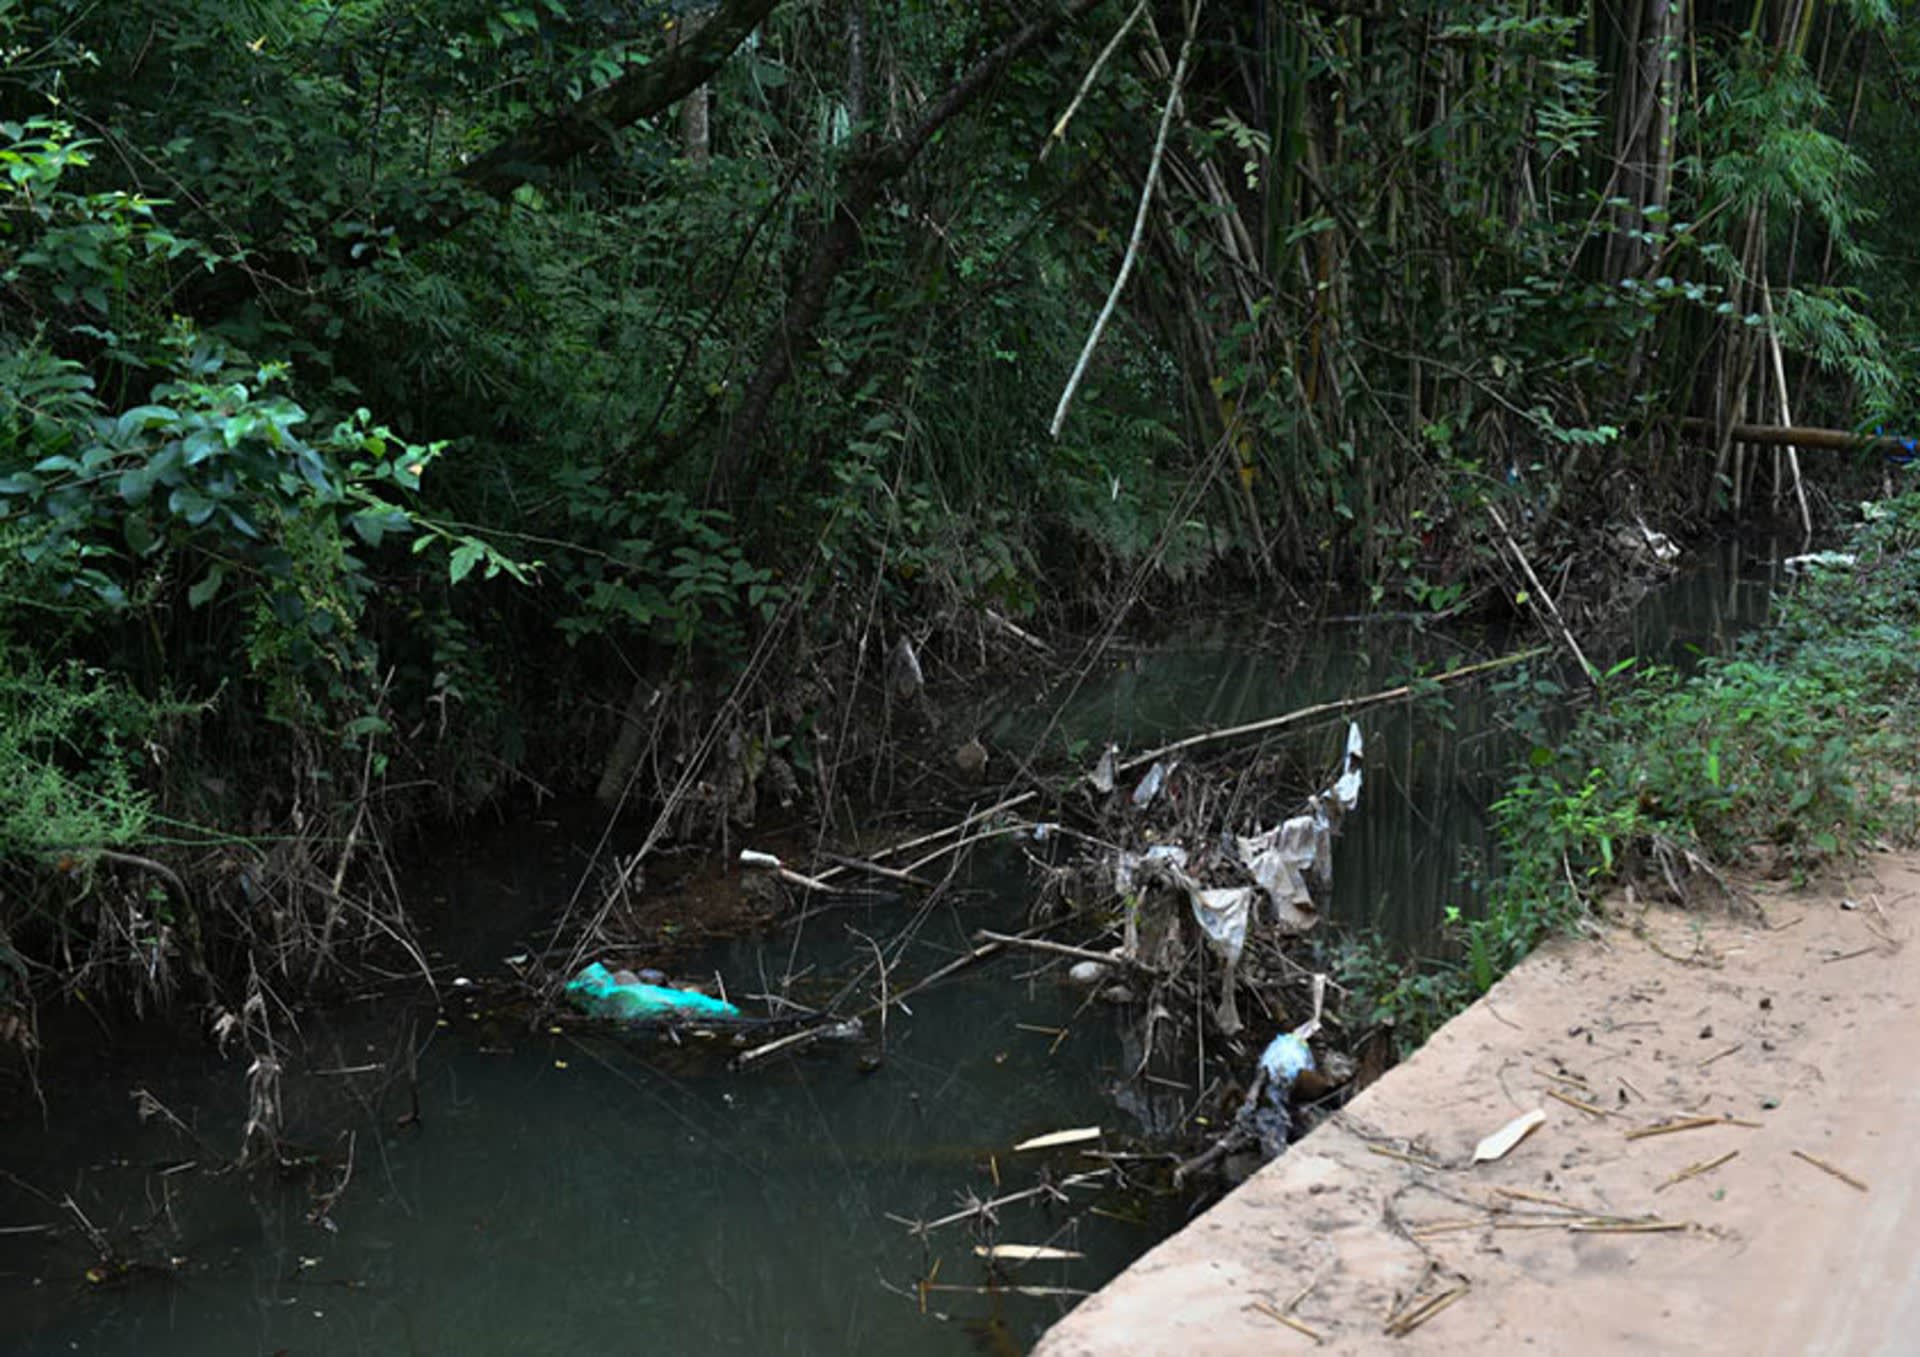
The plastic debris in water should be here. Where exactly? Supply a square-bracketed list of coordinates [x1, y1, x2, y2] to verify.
[566, 962, 742, 1023]
[1089, 742, 1118, 794]
[1131, 760, 1171, 808]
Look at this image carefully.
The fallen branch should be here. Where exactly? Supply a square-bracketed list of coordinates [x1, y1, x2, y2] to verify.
[973, 930, 1145, 973]
[1486, 501, 1596, 685]
[1116, 647, 1547, 778]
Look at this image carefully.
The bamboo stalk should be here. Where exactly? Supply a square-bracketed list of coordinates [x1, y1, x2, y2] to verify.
[1051, 1, 1200, 437]
[1116, 647, 1546, 777]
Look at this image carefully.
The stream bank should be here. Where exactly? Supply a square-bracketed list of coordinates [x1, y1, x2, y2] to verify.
[1033, 854, 1920, 1356]
[1036, 495, 1920, 1353]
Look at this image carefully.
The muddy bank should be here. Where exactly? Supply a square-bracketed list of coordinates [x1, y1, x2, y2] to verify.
[1035, 853, 1920, 1356]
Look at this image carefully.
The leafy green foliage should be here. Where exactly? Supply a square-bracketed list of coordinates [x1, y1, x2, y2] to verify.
[1357, 494, 1920, 1048]
[0, 657, 158, 856]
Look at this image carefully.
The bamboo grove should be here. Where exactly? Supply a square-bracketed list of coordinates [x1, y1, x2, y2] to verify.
[0, 0, 1915, 1001]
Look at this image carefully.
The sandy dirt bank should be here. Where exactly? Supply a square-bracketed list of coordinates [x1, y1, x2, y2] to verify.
[1036, 853, 1920, 1356]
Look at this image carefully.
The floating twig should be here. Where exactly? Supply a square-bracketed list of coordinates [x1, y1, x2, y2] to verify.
[1534, 1065, 1591, 1089]
[1568, 1219, 1692, 1234]
[1791, 1149, 1868, 1192]
[1115, 649, 1546, 778]
[975, 1243, 1084, 1262]
[975, 930, 1146, 973]
[1013, 1126, 1101, 1152]
[1697, 1043, 1745, 1070]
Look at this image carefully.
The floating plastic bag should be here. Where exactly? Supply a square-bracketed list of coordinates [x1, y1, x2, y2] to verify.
[566, 962, 742, 1023]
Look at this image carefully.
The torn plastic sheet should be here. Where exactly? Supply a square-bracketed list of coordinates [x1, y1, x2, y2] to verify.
[1089, 742, 1118, 794]
[1257, 723, 1358, 931]
[1131, 759, 1174, 808]
[1114, 843, 1188, 897]
[1187, 885, 1255, 968]
[1333, 721, 1364, 812]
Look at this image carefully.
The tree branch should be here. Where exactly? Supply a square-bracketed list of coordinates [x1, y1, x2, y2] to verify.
[455, 0, 782, 201]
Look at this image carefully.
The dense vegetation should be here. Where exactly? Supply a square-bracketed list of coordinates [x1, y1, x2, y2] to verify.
[2, 0, 1917, 1019]
[1353, 492, 1920, 1047]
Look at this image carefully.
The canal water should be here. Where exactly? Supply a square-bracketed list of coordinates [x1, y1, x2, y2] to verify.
[0, 544, 1780, 1355]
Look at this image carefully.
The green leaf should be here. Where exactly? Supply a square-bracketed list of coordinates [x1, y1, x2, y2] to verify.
[167, 485, 216, 526]
[123, 512, 156, 556]
[448, 539, 485, 584]
[187, 564, 224, 608]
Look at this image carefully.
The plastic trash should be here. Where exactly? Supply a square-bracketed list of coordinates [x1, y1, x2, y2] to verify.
[1472, 1108, 1546, 1164]
[1332, 721, 1364, 812]
[1258, 1030, 1315, 1090]
[1188, 886, 1255, 967]
[566, 962, 742, 1023]
[1131, 760, 1172, 808]
[1782, 551, 1857, 574]
[1089, 742, 1118, 794]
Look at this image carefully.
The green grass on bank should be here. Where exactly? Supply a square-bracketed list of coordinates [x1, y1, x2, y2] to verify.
[1349, 492, 1920, 1048]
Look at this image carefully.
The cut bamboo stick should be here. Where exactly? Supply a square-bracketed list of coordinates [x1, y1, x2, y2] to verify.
[1546, 1086, 1612, 1118]
[1250, 1299, 1323, 1343]
[1792, 1149, 1868, 1192]
[1655, 1149, 1739, 1193]
[1625, 1115, 1760, 1140]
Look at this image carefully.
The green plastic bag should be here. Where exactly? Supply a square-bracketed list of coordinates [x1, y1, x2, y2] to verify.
[566, 961, 741, 1022]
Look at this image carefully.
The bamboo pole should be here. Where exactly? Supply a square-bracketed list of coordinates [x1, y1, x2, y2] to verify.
[1679, 417, 1911, 455]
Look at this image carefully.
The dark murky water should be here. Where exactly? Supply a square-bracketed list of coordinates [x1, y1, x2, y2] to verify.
[0, 543, 1780, 1355]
